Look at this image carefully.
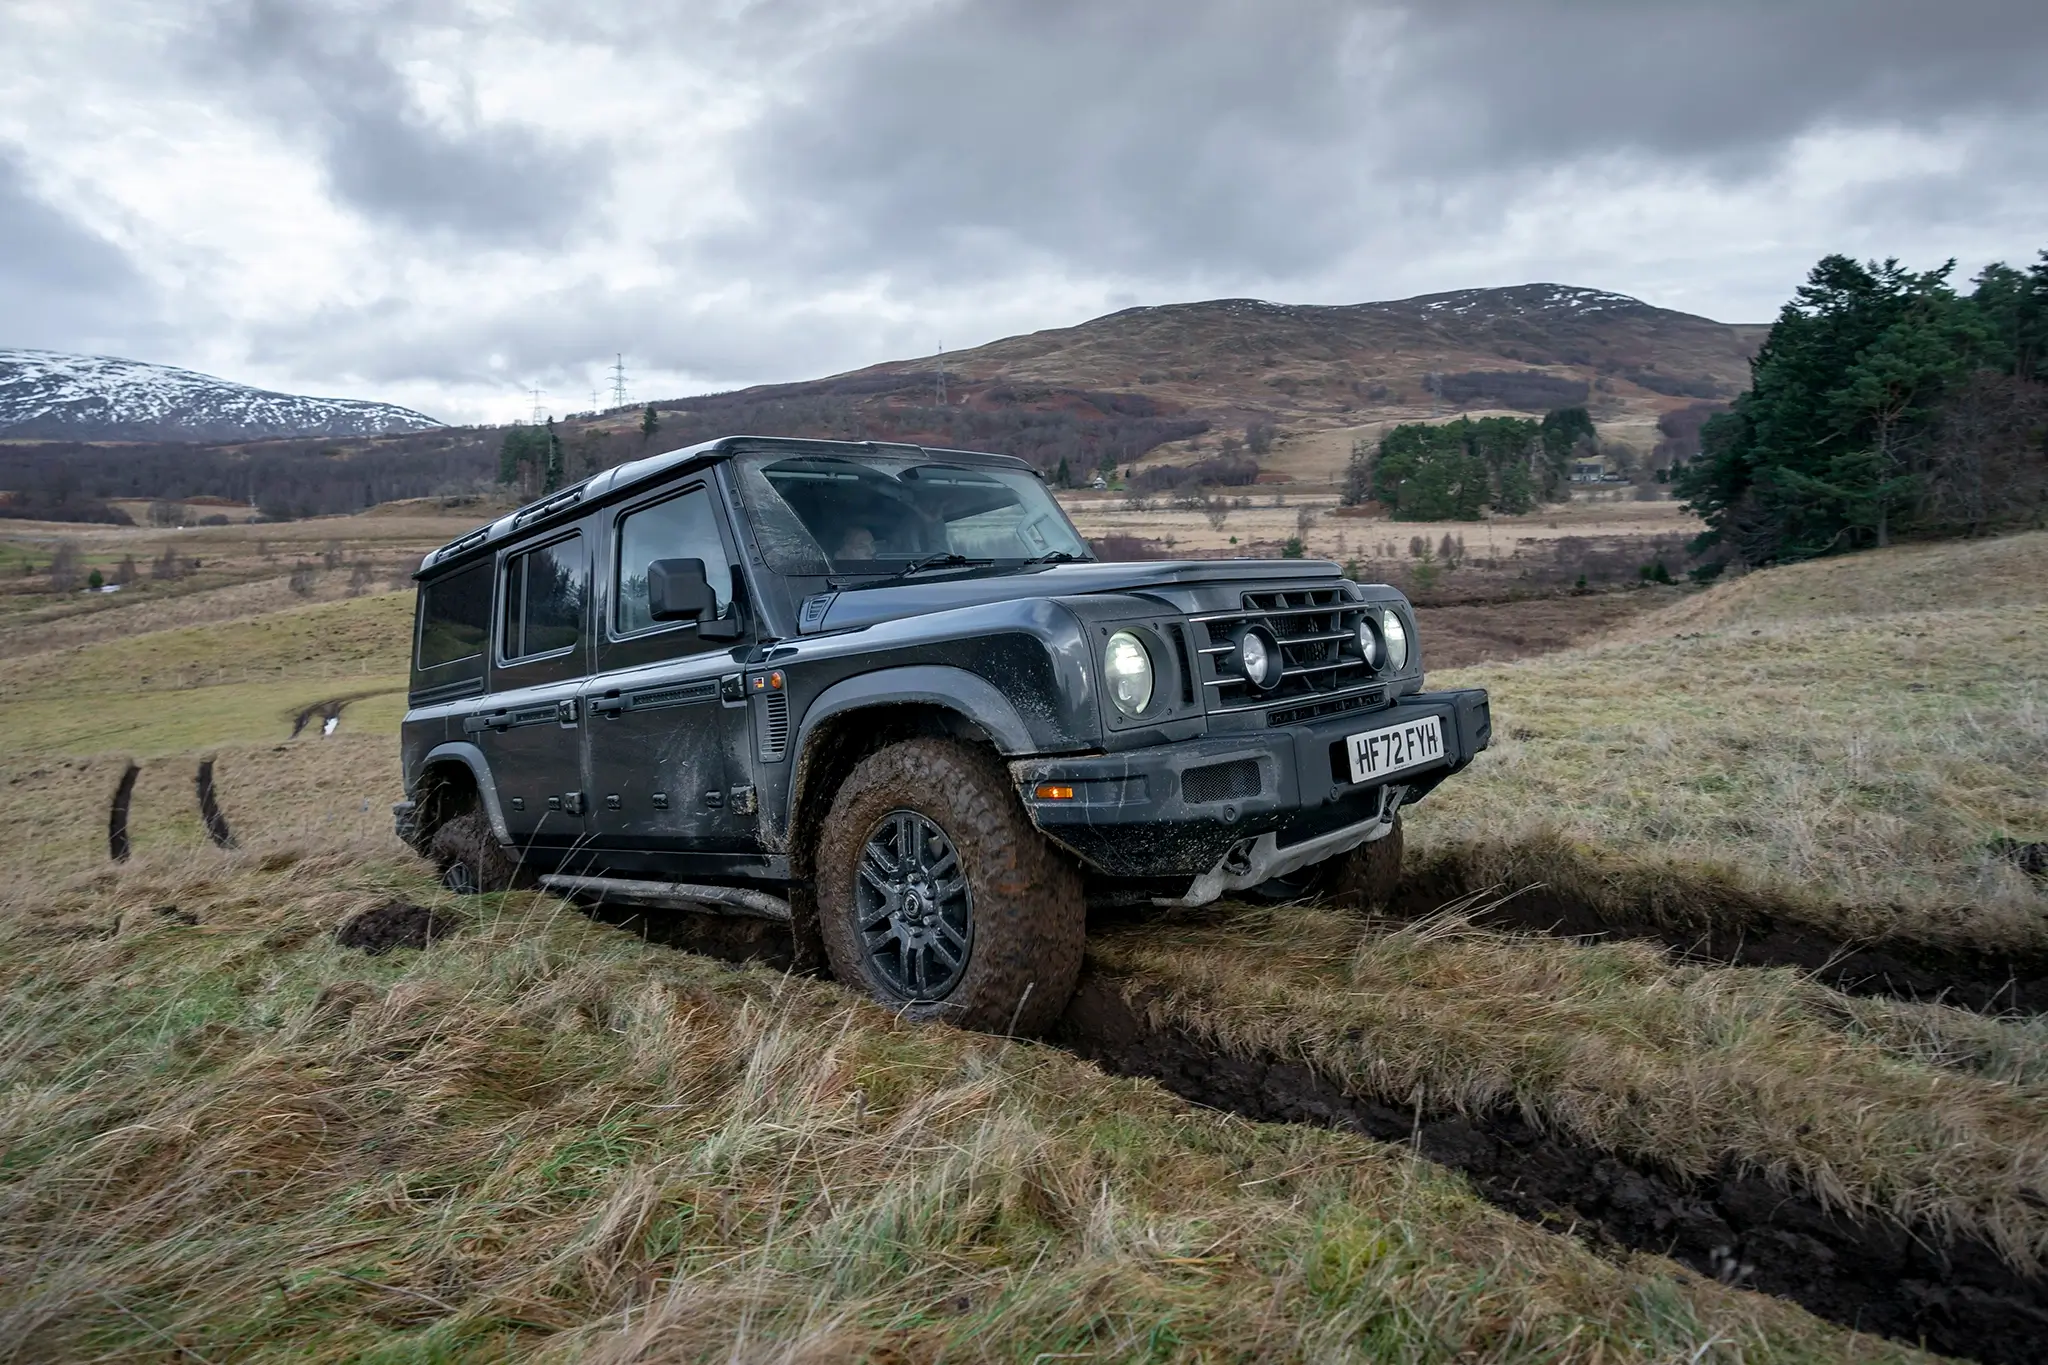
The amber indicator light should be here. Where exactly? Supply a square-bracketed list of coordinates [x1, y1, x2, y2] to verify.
[1033, 784, 1076, 801]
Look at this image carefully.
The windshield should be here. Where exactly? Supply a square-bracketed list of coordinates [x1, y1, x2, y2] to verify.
[734, 451, 1092, 576]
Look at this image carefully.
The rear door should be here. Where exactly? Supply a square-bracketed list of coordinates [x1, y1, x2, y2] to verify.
[582, 481, 756, 855]
[470, 529, 592, 854]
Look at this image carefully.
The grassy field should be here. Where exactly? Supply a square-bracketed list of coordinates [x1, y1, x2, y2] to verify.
[2, 511, 2044, 1360]
[1414, 534, 2048, 952]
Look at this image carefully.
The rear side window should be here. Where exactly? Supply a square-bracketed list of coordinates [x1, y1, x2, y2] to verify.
[501, 533, 587, 661]
[415, 561, 491, 672]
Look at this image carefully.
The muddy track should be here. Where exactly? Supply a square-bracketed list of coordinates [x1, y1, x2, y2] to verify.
[1059, 978, 2048, 1365]
[575, 903, 2048, 1362]
[107, 761, 139, 862]
[194, 759, 236, 849]
[1390, 871, 2048, 1013]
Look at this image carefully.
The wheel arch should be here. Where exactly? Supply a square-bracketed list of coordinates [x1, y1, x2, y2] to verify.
[783, 668, 1035, 883]
[413, 742, 512, 846]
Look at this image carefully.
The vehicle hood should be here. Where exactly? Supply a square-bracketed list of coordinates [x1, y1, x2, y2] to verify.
[804, 558, 1342, 633]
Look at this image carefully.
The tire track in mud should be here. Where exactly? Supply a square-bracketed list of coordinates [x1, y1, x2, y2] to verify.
[1058, 977, 2048, 1365]
[575, 905, 2048, 1363]
[1389, 871, 2048, 1014]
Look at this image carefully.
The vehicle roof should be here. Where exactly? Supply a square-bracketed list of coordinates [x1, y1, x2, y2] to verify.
[415, 434, 1036, 578]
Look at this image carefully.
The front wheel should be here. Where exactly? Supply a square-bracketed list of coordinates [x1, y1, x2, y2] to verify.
[816, 738, 1084, 1034]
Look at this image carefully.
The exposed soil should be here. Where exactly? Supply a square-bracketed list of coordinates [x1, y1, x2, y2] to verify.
[1059, 977, 2048, 1365]
[106, 760, 138, 862]
[1413, 590, 1676, 669]
[585, 903, 802, 970]
[194, 758, 236, 849]
[1389, 871, 2048, 1013]
[335, 901, 462, 955]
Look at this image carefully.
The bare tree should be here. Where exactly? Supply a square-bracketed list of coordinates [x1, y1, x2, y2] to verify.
[47, 540, 80, 591]
[1203, 497, 1231, 531]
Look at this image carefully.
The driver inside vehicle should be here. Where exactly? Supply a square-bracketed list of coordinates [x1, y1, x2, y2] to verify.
[836, 525, 878, 561]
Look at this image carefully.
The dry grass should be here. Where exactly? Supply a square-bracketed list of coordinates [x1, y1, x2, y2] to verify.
[1416, 533, 2048, 950]
[0, 847, 1897, 1363]
[1088, 902, 2048, 1272]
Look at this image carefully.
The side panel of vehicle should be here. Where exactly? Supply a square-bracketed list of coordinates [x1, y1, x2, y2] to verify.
[580, 474, 757, 855]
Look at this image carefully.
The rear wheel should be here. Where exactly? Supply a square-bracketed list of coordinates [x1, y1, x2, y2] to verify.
[816, 738, 1084, 1034]
[429, 805, 523, 895]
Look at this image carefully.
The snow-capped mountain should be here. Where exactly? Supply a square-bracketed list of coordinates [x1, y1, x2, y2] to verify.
[0, 349, 443, 442]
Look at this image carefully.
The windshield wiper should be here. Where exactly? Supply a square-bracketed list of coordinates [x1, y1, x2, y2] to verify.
[874, 552, 994, 582]
[1021, 550, 1089, 566]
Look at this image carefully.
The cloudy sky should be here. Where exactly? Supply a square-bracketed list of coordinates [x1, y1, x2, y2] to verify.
[3, 0, 2045, 425]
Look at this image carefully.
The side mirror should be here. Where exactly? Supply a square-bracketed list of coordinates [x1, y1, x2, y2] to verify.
[647, 558, 717, 622]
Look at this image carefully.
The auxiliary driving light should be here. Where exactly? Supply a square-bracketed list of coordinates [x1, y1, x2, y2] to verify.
[1236, 625, 1284, 691]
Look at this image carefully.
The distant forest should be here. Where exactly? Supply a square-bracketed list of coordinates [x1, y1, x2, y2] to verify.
[0, 372, 1208, 522]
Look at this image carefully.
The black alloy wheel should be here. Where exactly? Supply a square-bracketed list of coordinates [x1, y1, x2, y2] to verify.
[855, 809, 974, 998]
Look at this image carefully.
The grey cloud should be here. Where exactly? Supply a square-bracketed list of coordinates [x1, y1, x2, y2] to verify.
[196, 0, 601, 244]
[729, 0, 2048, 293]
[0, 147, 156, 352]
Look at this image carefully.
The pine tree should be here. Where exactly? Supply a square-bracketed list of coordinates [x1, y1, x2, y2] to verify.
[641, 404, 660, 443]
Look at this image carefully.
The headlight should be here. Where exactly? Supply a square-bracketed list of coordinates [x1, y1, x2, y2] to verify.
[1382, 611, 1409, 670]
[1104, 630, 1154, 716]
[1236, 625, 1284, 691]
[1356, 615, 1384, 669]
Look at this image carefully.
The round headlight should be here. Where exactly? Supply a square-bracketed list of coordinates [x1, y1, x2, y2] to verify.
[1104, 630, 1154, 716]
[1356, 615, 1384, 669]
[1382, 611, 1409, 670]
[1236, 626, 1284, 690]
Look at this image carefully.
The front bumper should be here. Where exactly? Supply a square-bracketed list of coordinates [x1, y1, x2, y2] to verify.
[1010, 688, 1490, 889]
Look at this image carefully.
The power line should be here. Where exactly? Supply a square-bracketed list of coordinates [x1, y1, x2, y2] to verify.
[611, 354, 628, 408]
[936, 341, 945, 406]
[529, 387, 545, 424]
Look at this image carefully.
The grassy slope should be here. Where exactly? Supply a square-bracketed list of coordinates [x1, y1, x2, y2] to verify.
[6, 528, 2047, 1358]
[0, 852, 1889, 1364]
[1414, 533, 2048, 949]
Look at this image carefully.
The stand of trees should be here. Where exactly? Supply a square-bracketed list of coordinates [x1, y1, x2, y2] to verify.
[1357, 409, 1592, 519]
[1677, 250, 2048, 563]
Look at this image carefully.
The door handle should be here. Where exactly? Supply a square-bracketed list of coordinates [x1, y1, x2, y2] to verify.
[463, 711, 512, 734]
[557, 698, 579, 726]
[591, 692, 625, 719]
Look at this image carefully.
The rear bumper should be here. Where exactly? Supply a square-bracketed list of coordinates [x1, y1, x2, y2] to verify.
[1010, 688, 1490, 883]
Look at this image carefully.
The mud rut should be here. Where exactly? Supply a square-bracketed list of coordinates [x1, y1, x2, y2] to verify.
[590, 905, 2048, 1365]
[1389, 871, 2048, 1014]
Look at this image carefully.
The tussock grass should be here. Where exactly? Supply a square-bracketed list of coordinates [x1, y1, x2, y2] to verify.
[1087, 902, 2048, 1272]
[0, 849, 1897, 1363]
[1419, 533, 2048, 950]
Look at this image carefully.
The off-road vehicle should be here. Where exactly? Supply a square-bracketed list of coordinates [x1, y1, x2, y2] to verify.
[395, 436, 1490, 1032]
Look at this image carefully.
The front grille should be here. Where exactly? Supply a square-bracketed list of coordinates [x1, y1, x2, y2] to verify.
[1192, 586, 1380, 720]
[1182, 758, 1261, 804]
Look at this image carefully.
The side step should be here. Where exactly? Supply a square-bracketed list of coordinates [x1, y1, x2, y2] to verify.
[538, 874, 792, 922]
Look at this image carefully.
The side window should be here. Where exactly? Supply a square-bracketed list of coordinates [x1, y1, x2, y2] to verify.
[500, 533, 587, 662]
[615, 488, 734, 636]
[415, 560, 491, 675]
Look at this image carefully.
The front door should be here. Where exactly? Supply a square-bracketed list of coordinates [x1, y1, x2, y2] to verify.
[583, 482, 755, 859]
[472, 529, 592, 857]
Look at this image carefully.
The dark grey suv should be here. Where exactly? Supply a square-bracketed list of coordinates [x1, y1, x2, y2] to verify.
[395, 436, 1490, 1032]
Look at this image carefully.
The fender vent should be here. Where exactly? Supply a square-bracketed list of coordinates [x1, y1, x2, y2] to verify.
[756, 690, 790, 762]
[1182, 758, 1261, 804]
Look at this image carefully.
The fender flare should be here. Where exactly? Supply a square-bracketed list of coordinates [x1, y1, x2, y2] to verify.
[418, 741, 513, 845]
[794, 664, 1039, 761]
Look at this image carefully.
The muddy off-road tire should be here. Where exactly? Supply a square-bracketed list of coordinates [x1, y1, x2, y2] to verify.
[1252, 814, 1405, 910]
[429, 806, 524, 895]
[817, 738, 1084, 1034]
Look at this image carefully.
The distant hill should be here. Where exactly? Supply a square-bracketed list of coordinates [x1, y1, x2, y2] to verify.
[0, 349, 443, 442]
[647, 283, 1767, 484]
[855, 284, 1763, 422]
